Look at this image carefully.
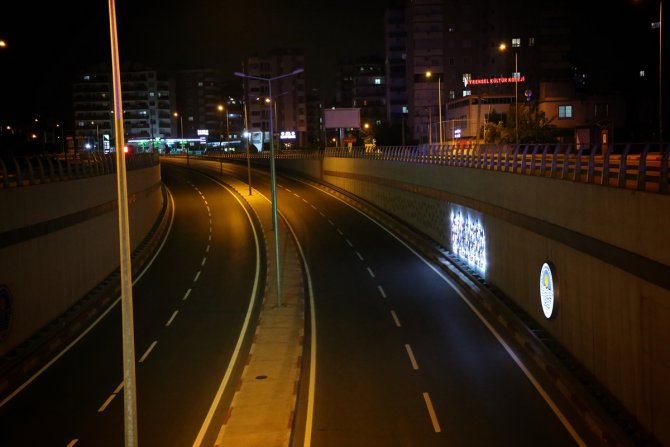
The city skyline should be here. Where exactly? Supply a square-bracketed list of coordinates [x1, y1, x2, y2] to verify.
[0, 0, 393, 127]
[0, 0, 664, 141]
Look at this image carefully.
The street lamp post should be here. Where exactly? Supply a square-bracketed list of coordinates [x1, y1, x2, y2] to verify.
[173, 112, 186, 164]
[425, 71, 443, 144]
[499, 43, 519, 145]
[91, 121, 99, 152]
[234, 68, 304, 307]
[218, 103, 230, 151]
[660, 0, 664, 144]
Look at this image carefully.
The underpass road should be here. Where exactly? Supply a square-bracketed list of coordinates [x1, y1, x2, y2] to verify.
[271, 173, 580, 446]
[0, 163, 261, 446]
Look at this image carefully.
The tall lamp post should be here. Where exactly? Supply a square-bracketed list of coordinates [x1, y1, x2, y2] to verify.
[660, 0, 664, 144]
[108, 0, 138, 445]
[499, 42, 519, 145]
[91, 121, 99, 152]
[426, 71, 443, 144]
[217, 103, 229, 151]
[173, 112, 186, 165]
[234, 68, 304, 306]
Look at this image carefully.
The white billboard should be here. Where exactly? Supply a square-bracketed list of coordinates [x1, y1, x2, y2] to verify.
[323, 108, 361, 129]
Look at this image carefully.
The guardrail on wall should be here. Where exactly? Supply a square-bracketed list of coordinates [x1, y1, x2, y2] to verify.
[0, 153, 159, 188]
[208, 142, 670, 194]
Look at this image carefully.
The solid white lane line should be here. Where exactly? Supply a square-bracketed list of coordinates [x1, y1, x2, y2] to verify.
[298, 178, 584, 445]
[356, 251, 364, 261]
[183, 288, 192, 301]
[405, 344, 419, 370]
[377, 285, 387, 298]
[98, 394, 116, 413]
[166, 310, 179, 327]
[139, 341, 158, 363]
[193, 176, 262, 447]
[277, 214, 317, 447]
[201, 257, 207, 266]
[67, 439, 79, 447]
[367, 267, 375, 278]
[423, 392, 442, 433]
[194, 271, 201, 282]
[391, 310, 402, 327]
[345, 239, 353, 247]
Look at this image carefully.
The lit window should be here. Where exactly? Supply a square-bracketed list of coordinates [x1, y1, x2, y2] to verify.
[462, 73, 472, 83]
[374, 78, 382, 85]
[198, 81, 204, 87]
[402, 106, 408, 113]
[558, 105, 573, 118]
[463, 90, 472, 97]
[449, 91, 455, 99]
[529, 37, 535, 47]
[512, 38, 521, 47]
[640, 70, 646, 77]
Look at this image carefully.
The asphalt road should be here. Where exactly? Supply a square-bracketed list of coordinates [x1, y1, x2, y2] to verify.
[0, 163, 262, 446]
[1, 157, 586, 446]
[217, 160, 580, 447]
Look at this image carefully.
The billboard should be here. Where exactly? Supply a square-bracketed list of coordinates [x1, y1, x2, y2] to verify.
[323, 108, 361, 129]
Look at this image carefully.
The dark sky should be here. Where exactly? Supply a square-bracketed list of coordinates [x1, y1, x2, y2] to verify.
[0, 0, 394, 126]
[0, 0, 663, 129]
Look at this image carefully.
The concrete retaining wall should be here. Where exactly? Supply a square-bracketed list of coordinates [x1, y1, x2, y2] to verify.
[0, 165, 163, 357]
[277, 156, 670, 445]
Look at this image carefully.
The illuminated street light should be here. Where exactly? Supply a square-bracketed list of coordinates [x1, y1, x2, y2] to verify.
[425, 71, 443, 144]
[173, 112, 187, 164]
[0, 40, 6, 48]
[234, 67, 304, 306]
[217, 104, 230, 151]
[91, 121, 99, 152]
[499, 42, 519, 145]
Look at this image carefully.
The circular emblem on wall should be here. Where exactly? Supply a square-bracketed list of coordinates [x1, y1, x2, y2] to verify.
[0, 285, 12, 341]
[539, 263, 557, 319]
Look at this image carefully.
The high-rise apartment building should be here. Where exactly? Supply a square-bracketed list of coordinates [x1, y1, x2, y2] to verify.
[72, 63, 173, 152]
[240, 50, 307, 149]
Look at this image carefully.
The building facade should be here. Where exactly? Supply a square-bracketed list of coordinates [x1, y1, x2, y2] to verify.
[72, 63, 174, 153]
[240, 51, 307, 150]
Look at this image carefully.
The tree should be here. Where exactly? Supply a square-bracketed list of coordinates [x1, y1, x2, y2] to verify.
[482, 101, 558, 144]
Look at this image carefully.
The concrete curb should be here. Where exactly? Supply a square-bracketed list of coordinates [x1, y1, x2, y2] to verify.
[209, 172, 305, 447]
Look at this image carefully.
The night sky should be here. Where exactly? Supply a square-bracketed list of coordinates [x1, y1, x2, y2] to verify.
[0, 0, 393, 126]
[0, 0, 663, 130]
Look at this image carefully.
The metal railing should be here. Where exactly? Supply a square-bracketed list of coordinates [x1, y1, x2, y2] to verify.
[205, 142, 670, 194]
[0, 153, 159, 188]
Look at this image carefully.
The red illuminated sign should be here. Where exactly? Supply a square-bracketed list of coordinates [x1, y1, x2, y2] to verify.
[464, 75, 525, 87]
